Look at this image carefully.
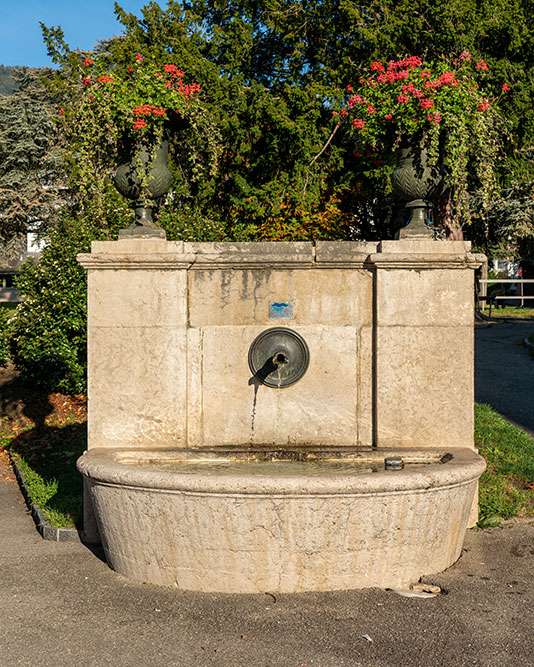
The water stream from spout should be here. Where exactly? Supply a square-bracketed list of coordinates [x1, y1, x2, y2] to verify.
[275, 366, 283, 444]
[249, 383, 259, 446]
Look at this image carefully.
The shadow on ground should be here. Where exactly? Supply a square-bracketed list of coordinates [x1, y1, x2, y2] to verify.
[475, 321, 534, 436]
[0, 363, 87, 529]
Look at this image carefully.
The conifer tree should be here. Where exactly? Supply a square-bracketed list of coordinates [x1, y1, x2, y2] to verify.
[0, 68, 63, 245]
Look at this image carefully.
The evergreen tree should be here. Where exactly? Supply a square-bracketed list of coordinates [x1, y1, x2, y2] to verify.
[0, 65, 21, 95]
[0, 68, 63, 245]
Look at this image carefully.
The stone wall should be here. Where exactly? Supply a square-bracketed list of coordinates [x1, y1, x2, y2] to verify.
[78, 238, 480, 451]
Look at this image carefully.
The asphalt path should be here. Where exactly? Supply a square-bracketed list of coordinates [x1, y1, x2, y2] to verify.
[475, 320, 534, 435]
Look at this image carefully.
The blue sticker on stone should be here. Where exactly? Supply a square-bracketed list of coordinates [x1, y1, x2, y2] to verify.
[269, 302, 294, 318]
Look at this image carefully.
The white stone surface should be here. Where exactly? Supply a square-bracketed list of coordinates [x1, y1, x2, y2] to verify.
[192, 325, 360, 447]
[78, 447, 485, 593]
[77, 238, 485, 590]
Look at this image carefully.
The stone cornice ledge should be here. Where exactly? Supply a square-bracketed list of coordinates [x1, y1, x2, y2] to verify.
[76, 252, 317, 270]
[77, 253, 196, 270]
[367, 253, 482, 270]
[187, 254, 315, 270]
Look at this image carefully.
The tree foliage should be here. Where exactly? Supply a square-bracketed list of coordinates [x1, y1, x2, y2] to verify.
[6, 0, 534, 392]
[0, 65, 20, 95]
[0, 68, 63, 244]
[35, 0, 534, 242]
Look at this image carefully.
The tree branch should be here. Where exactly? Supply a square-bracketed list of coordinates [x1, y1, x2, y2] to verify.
[309, 121, 341, 166]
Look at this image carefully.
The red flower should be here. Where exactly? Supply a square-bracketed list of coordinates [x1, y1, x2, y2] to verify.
[133, 118, 147, 130]
[133, 104, 153, 116]
[397, 94, 409, 104]
[370, 61, 385, 73]
[385, 114, 393, 119]
[97, 75, 113, 83]
[164, 64, 185, 79]
[178, 82, 200, 97]
[136, 53, 143, 62]
[352, 118, 366, 130]
[502, 83, 511, 92]
[459, 51, 471, 62]
[346, 84, 354, 92]
[476, 60, 489, 71]
[399, 56, 422, 69]
[420, 98, 434, 109]
[59, 108, 64, 117]
[82, 77, 91, 87]
[83, 57, 94, 67]
[438, 72, 455, 86]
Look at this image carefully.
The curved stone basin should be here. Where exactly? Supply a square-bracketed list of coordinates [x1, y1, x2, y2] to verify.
[78, 447, 486, 593]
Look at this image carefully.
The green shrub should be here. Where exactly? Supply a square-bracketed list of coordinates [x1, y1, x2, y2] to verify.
[0, 305, 14, 365]
[10, 191, 129, 393]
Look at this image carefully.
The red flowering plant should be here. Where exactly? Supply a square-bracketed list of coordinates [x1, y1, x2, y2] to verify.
[338, 53, 509, 223]
[79, 54, 200, 136]
[57, 53, 219, 204]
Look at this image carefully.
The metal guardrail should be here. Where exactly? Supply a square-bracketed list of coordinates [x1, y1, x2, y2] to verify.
[477, 278, 534, 317]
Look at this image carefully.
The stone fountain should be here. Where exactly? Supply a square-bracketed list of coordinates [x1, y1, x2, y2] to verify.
[77, 237, 485, 593]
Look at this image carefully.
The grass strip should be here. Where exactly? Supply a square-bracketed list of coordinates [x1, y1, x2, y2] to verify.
[479, 305, 534, 319]
[1, 418, 86, 529]
[474, 403, 534, 523]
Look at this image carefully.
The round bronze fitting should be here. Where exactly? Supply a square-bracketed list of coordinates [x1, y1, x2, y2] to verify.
[248, 327, 310, 388]
[384, 457, 404, 471]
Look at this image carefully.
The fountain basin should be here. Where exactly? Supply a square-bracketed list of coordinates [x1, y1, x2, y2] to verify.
[78, 447, 485, 593]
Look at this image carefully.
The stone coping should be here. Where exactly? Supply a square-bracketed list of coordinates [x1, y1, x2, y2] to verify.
[78, 447, 486, 496]
[77, 239, 479, 271]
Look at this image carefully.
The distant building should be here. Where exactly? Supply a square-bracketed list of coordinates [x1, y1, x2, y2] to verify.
[0, 227, 44, 303]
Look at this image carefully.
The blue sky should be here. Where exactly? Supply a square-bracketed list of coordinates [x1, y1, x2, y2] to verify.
[0, 0, 150, 68]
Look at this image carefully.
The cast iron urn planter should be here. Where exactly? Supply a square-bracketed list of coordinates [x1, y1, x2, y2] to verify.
[114, 131, 173, 238]
[390, 136, 445, 239]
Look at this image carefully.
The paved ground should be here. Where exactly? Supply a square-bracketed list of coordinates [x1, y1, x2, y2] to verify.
[1, 321, 533, 667]
[1, 449, 534, 667]
[475, 320, 534, 435]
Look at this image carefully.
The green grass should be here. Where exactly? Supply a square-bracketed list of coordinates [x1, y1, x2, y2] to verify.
[479, 305, 534, 319]
[474, 403, 534, 523]
[1, 420, 86, 529]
